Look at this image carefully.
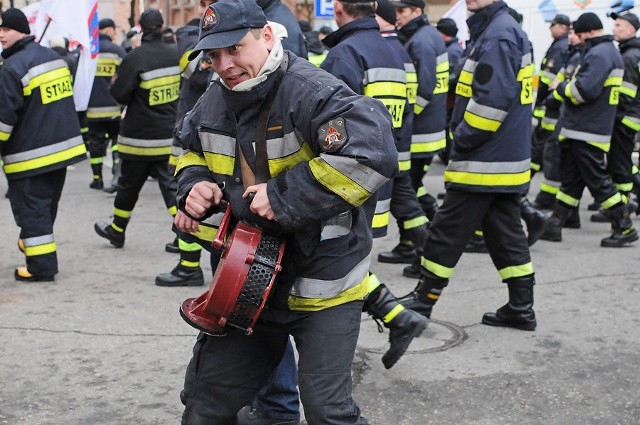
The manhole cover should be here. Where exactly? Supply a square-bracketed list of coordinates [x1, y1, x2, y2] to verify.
[358, 317, 467, 354]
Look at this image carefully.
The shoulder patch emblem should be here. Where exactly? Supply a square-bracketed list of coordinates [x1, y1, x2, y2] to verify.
[202, 7, 218, 31]
[319, 117, 348, 152]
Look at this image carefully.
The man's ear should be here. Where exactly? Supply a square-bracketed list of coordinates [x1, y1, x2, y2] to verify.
[263, 25, 276, 50]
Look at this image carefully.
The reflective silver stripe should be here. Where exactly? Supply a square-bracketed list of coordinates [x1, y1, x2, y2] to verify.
[364, 67, 405, 84]
[542, 178, 561, 188]
[463, 59, 478, 73]
[2, 135, 83, 164]
[319, 154, 388, 194]
[118, 135, 172, 148]
[416, 95, 429, 108]
[0, 121, 14, 134]
[140, 66, 181, 81]
[570, 83, 586, 103]
[320, 211, 352, 241]
[398, 151, 411, 161]
[541, 117, 558, 126]
[172, 144, 187, 157]
[466, 99, 508, 122]
[23, 234, 55, 246]
[609, 69, 624, 78]
[541, 70, 556, 81]
[411, 130, 446, 143]
[199, 132, 236, 157]
[375, 198, 391, 213]
[621, 81, 637, 91]
[436, 52, 448, 64]
[183, 52, 201, 79]
[266, 131, 303, 159]
[623, 115, 640, 125]
[98, 52, 121, 60]
[404, 63, 416, 73]
[522, 53, 532, 67]
[21, 59, 67, 87]
[560, 128, 611, 144]
[291, 253, 371, 298]
[447, 159, 530, 174]
[86, 105, 121, 114]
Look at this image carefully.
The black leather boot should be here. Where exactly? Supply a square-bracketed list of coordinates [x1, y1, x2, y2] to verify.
[590, 209, 611, 223]
[377, 242, 416, 264]
[482, 276, 536, 331]
[155, 265, 204, 287]
[540, 203, 571, 242]
[94, 220, 125, 248]
[397, 274, 448, 318]
[464, 232, 488, 253]
[165, 237, 179, 253]
[601, 203, 639, 247]
[365, 284, 427, 369]
[563, 208, 581, 229]
[521, 198, 547, 246]
[532, 191, 555, 210]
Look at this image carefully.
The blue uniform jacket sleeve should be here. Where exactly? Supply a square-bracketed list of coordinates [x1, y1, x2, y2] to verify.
[453, 38, 518, 154]
[0, 67, 24, 144]
[410, 37, 438, 108]
[557, 51, 610, 104]
[267, 83, 397, 233]
[109, 54, 139, 106]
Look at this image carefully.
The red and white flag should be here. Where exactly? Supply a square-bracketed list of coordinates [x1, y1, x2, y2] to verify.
[24, 0, 99, 111]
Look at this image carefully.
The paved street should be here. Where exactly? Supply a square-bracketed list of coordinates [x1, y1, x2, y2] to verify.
[1, 159, 640, 425]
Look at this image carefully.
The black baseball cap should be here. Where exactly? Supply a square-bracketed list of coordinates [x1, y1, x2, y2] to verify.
[139, 9, 163, 32]
[550, 14, 571, 26]
[388, 0, 425, 9]
[99, 18, 116, 30]
[189, 0, 267, 60]
[610, 12, 640, 30]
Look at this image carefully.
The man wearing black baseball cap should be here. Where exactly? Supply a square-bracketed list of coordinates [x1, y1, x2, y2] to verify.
[541, 11, 638, 247]
[1, 8, 86, 282]
[598, 11, 640, 221]
[175, 0, 397, 423]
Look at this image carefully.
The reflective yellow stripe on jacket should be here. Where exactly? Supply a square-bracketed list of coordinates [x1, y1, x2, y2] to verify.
[2, 135, 86, 175]
[444, 159, 531, 188]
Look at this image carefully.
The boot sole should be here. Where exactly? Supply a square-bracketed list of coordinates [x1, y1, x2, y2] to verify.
[382, 319, 428, 369]
[377, 254, 416, 264]
[155, 278, 204, 287]
[94, 223, 124, 248]
[481, 317, 536, 331]
[600, 234, 639, 248]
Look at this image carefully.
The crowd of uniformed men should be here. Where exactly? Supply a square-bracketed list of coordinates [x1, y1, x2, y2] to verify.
[1, 0, 640, 422]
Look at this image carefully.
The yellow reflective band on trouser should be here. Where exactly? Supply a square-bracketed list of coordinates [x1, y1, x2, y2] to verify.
[111, 223, 124, 232]
[0, 131, 10, 141]
[308, 158, 374, 207]
[533, 108, 545, 119]
[399, 159, 411, 172]
[168, 206, 178, 216]
[114, 207, 132, 218]
[553, 90, 563, 102]
[530, 162, 541, 171]
[90, 157, 104, 165]
[25, 242, 56, 257]
[179, 239, 202, 252]
[474, 230, 483, 237]
[464, 110, 501, 132]
[287, 274, 370, 312]
[367, 272, 381, 293]
[498, 262, 534, 280]
[3, 142, 86, 175]
[402, 215, 428, 230]
[622, 116, 640, 131]
[616, 182, 634, 192]
[180, 260, 200, 268]
[601, 192, 623, 210]
[586, 141, 611, 152]
[176, 151, 208, 174]
[383, 304, 405, 324]
[619, 84, 638, 98]
[416, 186, 427, 197]
[421, 257, 454, 279]
[540, 181, 559, 195]
[556, 191, 580, 207]
[540, 121, 556, 132]
[372, 211, 390, 230]
[444, 170, 530, 187]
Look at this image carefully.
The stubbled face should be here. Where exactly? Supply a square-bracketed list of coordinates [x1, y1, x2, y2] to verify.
[613, 18, 636, 42]
[395, 6, 421, 29]
[205, 26, 275, 89]
[0, 27, 27, 50]
[466, 0, 495, 13]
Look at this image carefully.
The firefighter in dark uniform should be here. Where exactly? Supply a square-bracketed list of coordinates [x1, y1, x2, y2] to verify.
[257, 0, 308, 60]
[530, 14, 570, 202]
[589, 12, 640, 222]
[176, 0, 396, 422]
[85, 18, 126, 191]
[541, 12, 638, 247]
[0, 8, 86, 281]
[534, 26, 584, 230]
[399, 0, 538, 331]
[94, 9, 181, 249]
[392, 0, 448, 222]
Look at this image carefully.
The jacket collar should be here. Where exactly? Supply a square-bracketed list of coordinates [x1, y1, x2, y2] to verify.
[585, 34, 614, 51]
[466, 1, 507, 39]
[398, 15, 428, 39]
[1, 35, 35, 59]
[618, 36, 640, 53]
[322, 17, 379, 49]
